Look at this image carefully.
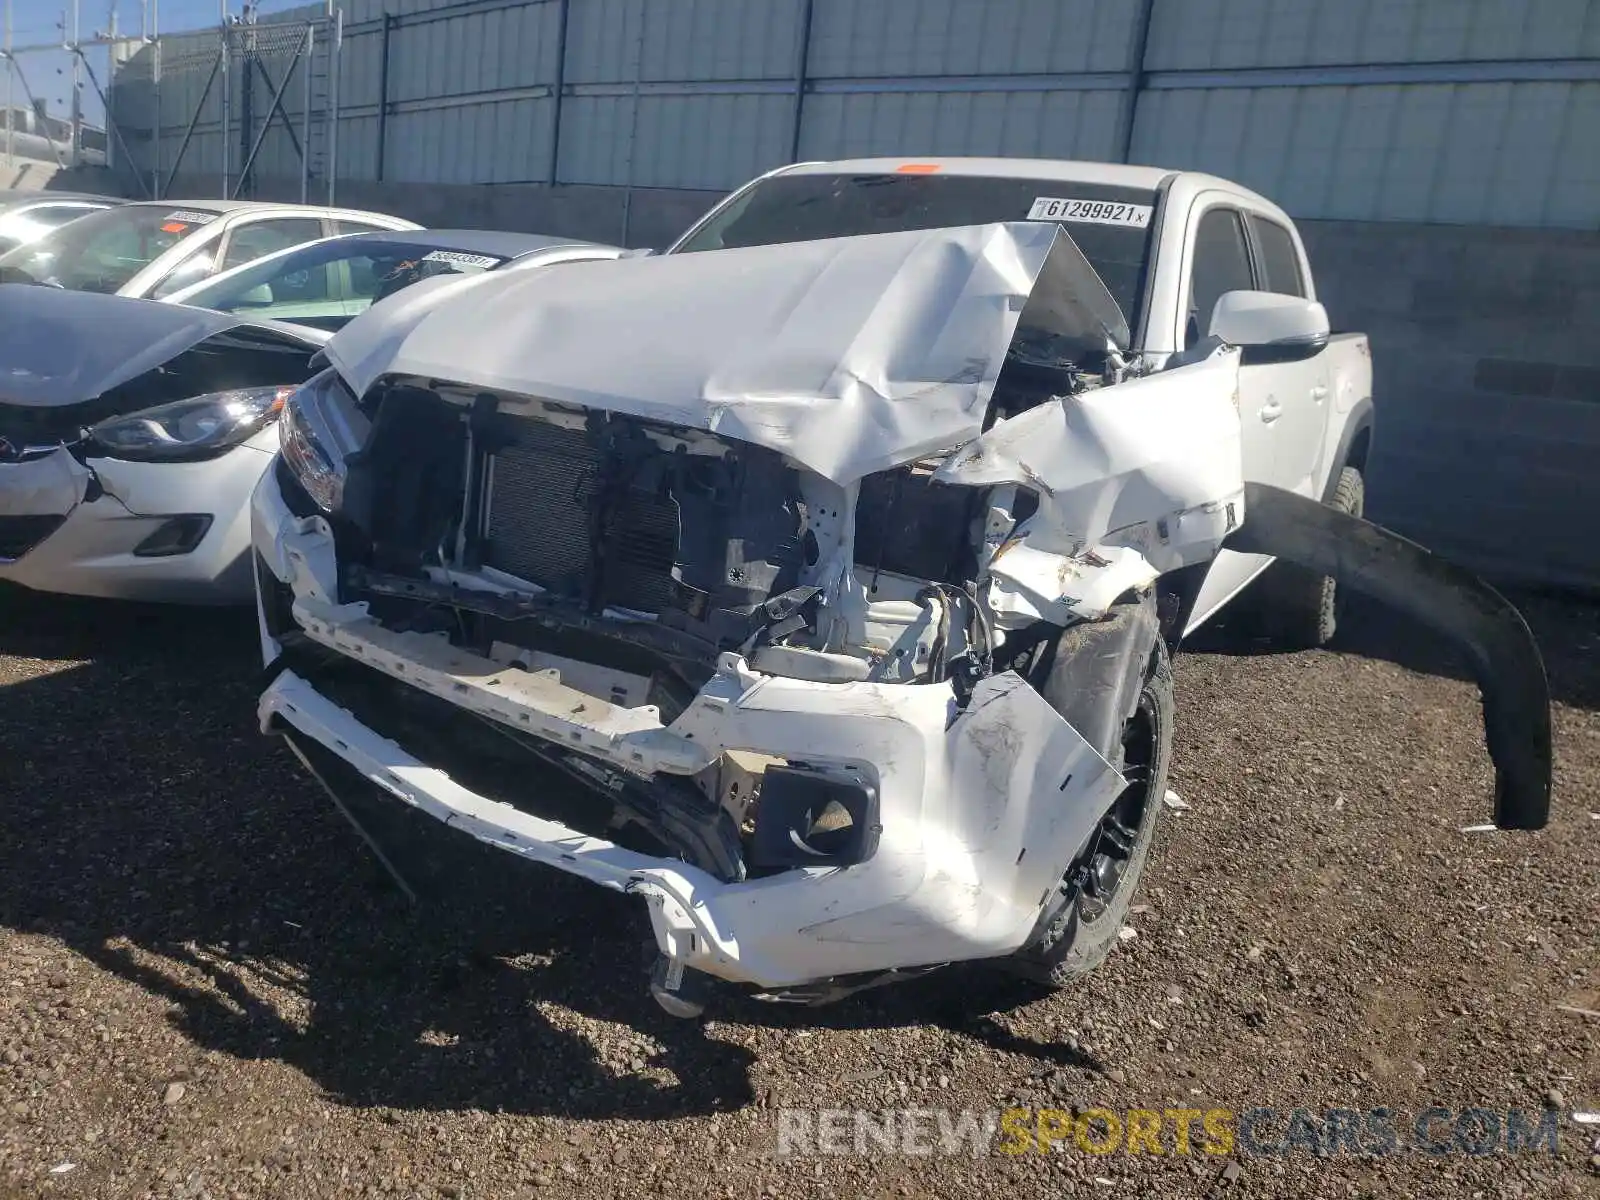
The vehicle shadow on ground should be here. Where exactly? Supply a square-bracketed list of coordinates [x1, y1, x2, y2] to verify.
[0, 587, 1089, 1123]
[1185, 587, 1600, 712]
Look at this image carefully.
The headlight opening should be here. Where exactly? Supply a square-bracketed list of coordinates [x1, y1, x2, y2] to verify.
[89, 385, 294, 463]
[277, 371, 355, 514]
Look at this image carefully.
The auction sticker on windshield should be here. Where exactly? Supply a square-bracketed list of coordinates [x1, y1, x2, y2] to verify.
[160, 210, 219, 227]
[421, 249, 500, 270]
[1027, 197, 1152, 228]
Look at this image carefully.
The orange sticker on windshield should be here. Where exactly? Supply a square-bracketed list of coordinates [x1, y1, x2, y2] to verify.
[895, 163, 941, 174]
[161, 222, 188, 233]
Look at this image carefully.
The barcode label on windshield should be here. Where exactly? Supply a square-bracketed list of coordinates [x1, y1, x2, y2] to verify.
[421, 249, 499, 269]
[1027, 197, 1152, 227]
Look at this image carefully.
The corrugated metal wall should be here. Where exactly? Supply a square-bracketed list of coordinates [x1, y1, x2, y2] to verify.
[109, 0, 1600, 229]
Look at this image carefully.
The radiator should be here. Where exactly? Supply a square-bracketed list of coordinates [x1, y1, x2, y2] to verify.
[482, 416, 681, 613]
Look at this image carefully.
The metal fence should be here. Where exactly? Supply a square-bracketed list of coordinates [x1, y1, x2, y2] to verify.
[106, 0, 1600, 229]
[1, 2, 121, 178]
[102, 3, 345, 202]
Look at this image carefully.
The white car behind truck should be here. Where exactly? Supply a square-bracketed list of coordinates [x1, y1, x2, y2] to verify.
[250, 158, 1551, 1014]
[0, 199, 419, 299]
[0, 233, 620, 603]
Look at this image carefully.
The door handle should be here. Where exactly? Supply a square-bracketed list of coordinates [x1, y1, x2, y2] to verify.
[1259, 399, 1283, 424]
[1310, 385, 1329, 401]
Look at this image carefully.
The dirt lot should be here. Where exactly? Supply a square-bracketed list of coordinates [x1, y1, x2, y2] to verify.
[0, 585, 1596, 1199]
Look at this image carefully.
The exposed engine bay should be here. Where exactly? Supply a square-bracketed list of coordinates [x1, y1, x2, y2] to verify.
[254, 221, 1550, 1011]
[273, 362, 1131, 887]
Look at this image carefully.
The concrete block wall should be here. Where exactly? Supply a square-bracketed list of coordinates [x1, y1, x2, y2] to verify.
[0, 159, 104, 193]
[1302, 220, 1600, 590]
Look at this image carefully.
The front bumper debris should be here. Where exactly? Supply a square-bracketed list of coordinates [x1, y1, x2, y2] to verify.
[255, 431, 1129, 989]
[1225, 482, 1551, 830]
[258, 660, 1124, 989]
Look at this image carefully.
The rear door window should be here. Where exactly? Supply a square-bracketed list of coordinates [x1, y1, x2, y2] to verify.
[220, 217, 326, 271]
[1249, 215, 1306, 298]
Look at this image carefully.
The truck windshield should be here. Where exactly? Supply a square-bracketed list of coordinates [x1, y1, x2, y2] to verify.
[672, 172, 1159, 329]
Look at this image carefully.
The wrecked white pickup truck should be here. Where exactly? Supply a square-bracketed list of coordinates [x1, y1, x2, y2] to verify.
[250, 159, 1551, 1015]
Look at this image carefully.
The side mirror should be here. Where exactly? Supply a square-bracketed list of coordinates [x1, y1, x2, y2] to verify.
[1209, 290, 1329, 364]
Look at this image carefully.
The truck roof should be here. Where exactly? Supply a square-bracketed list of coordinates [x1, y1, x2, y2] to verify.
[121, 198, 416, 224]
[772, 157, 1285, 217]
[776, 157, 1175, 188]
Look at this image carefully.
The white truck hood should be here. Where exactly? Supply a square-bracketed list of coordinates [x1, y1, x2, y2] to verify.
[323, 222, 1126, 484]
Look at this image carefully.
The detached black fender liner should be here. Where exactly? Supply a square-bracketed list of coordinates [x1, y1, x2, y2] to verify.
[1224, 483, 1551, 831]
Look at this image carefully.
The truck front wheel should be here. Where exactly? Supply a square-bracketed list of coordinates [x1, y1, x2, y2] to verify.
[1257, 464, 1365, 648]
[1005, 637, 1174, 987]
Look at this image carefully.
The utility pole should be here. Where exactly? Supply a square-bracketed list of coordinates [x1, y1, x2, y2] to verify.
[4, 0, 12, 167]
[238, 0, 253, 195]
[69, 0, 81, 167]
[105, 1, 116, 174]
[219, 0, 228, 197]
[151, 0, 160, 197]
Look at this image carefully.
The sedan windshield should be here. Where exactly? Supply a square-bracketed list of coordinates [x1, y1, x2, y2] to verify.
[0, 204, 214, 293]
[672, 172, 1159, 329]
[174, 238, 511, 332]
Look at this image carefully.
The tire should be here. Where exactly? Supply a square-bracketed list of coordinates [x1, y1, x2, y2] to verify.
[1005, 636, 1175, 987]
[1257, 464, 1365, 649]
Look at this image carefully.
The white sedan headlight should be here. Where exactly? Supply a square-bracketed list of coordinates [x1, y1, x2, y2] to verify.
[90, 386, 294, 463]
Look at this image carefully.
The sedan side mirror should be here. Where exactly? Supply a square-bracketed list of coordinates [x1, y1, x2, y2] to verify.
[1209, 290, 1330, 364]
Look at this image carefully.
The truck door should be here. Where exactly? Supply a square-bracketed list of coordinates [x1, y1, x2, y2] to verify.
[1243, 211, 1330, 499]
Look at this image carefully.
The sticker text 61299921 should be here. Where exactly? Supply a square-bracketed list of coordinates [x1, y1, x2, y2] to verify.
[1027, 197, 1153, 228]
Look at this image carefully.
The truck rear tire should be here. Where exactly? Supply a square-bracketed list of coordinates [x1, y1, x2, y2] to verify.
[1004, 637, 1174, 987]
[1257, 464, 1365, 649]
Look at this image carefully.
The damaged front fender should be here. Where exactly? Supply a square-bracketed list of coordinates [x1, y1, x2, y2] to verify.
[937, 347, 1245, 626]
[1224, 482, 1551, 831]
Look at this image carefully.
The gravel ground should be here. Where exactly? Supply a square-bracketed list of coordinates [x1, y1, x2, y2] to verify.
[0, 585, 1596, 1199]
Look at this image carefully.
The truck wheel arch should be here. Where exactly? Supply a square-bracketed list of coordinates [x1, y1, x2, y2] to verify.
[1324, 398, 1373, 502]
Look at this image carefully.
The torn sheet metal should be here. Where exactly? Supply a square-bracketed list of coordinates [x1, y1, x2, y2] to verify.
[0, 447, 93, 520]
[935, 348, 1245, 624]
[324, 222, 1113, 483]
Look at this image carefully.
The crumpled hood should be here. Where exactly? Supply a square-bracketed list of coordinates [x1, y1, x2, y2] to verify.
[0, 283, 318, 409]
[324, 222, 1124, 483]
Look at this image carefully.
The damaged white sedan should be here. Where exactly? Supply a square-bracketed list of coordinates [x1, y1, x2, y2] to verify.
[251, 160, 1551, 1015]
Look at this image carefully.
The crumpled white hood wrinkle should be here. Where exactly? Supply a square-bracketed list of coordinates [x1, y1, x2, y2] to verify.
[325, 221, 1079, 484]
